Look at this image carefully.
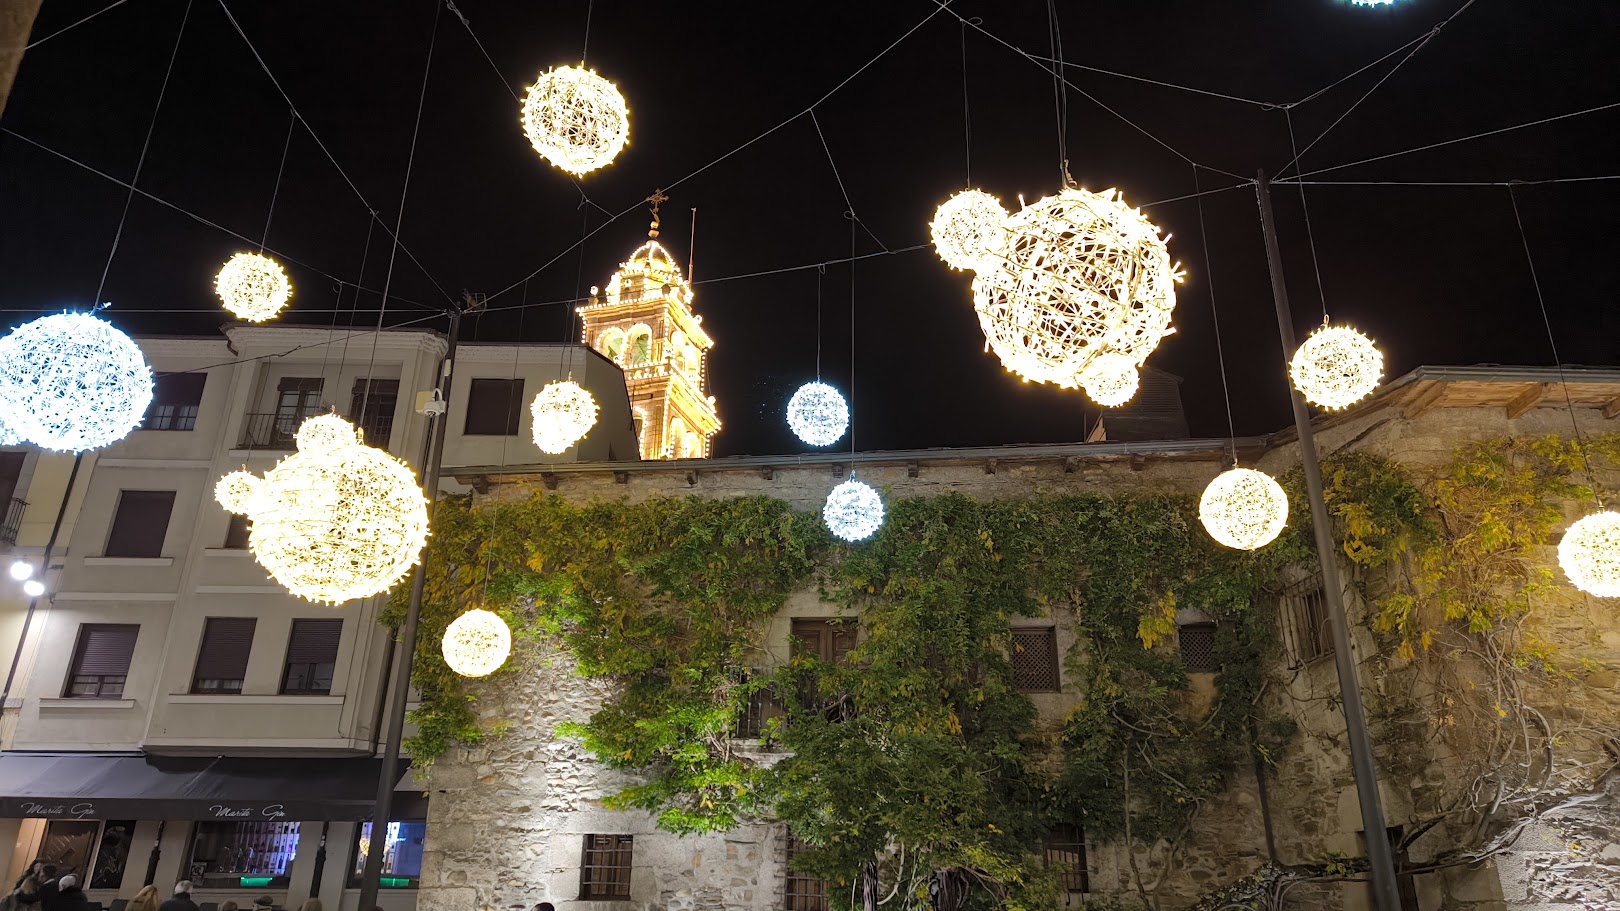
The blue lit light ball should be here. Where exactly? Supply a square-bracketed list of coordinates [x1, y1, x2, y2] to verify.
[786, 382, 850, 447]
[0, 313, 154, 452]
[823, 478, 885, 542]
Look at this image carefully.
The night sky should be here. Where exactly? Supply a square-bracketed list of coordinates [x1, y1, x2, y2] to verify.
[3, 0, 1617, 457]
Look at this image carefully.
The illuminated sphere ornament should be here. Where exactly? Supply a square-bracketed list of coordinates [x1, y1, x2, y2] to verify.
[823, 478, 885, 543]
[1199, 467, 1289, 551]
[441, 608, 513, 678]
[1557, 511, 1620, 598]
[1289, 324, 1384, 410]
[0, 312, 153, 452]
[215, 252, 292, 322]
[217, 413, 430, 604]
[971, 187, 1180, 389]
[786, 382, 850, 446]
[214, 470, 261, 514]
[530, 380, 599, 454]
[520, 65, 629, 176]
[1079, 352, 1142, 408]
[930, 189, 1007, 272]
[0, 410, 19, 447]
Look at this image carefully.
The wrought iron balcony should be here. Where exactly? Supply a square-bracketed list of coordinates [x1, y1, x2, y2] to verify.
[2, 497, 25, 548]
[237, 412, 394, 451]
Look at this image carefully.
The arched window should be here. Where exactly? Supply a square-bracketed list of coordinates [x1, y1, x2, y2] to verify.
[684, 344, 701, 378]
[669, 331, 688, 374]
[681, 432, 702, 459]
[668, 417, 686, 457]
[627, 325, 652, 367]
[598, 328, 627, 363]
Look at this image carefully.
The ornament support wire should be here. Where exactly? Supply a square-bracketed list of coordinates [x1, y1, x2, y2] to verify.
[1285, 108, 1331, 323]
[260, 107, 297, 253]
[1194, 165, 1239, 463]
[960, 18, 974, 184]
[1045, 0, 1069, 184]
[1509, 184, 1601, 506]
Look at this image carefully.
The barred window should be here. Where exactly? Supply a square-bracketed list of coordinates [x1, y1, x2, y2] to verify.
[1177, 623, 1218, 674]
[580, 834, 633, 900]
[1043, 823, 1090, 894]
[785, 832, 828, 911]
[1009, 626, 1060, 692]
[1278, 575, 1334, 667]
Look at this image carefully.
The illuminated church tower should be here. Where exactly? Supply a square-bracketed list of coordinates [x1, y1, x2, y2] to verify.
[578, 191, 720, 459]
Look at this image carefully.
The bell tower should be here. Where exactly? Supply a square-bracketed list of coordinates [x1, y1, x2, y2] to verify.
[578, 190, 720, 459]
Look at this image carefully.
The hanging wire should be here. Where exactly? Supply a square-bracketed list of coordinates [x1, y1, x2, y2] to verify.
[92, 0, 194, 304]
[563, 206, 591, 383]
[960, 18, 973, 185]
[1508, 184, 1600, 505]
[1044, 0, 1069, 183]
[1285, 108, 1331, 323]
[260, 107, 297, 252]
[848, 215, 857, 470]
[1193, 166, 1239, 464]
[581, 0, 595, 65]
[25, 0, 137, 50]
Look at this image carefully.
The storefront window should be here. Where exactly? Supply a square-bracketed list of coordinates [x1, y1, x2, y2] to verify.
[90, 820, 137, 890]
[349, 821, 426, 888]
[39, 821, 98, 883]
[186, 821, 301, 889]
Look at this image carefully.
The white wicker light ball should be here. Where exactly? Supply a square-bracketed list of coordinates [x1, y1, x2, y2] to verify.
[530, 380, 599, 454]
[1199, 467, 1289, 551]
[442, 608, 513, 678]
[1290, 324, 1384, 410]
[1558, 511, 1620, 598]
[520, 65, 629, 176]
[214, 470, 261, 514]
[217, 413, 429, 604]
[215, 252, 292, 322]
[930, 189, 1008, 272]
[1080, 353, 1142, 408]
[0, 411, 20, 446]
[786, 381, 850, 447]
[971, 187, 1180, 389]
[0, 312, 153, 452]
[823, 478, 885, 543]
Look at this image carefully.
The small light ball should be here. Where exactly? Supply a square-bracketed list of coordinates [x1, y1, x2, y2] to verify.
[215, 252, 292, 322]
[971, 187, 1180, 389]
[530, 380, 600, 454]
[1199, 467, 1289, 551]
[442, 608, 513, 678]
[0, 312, 154, 452]
[9, 561, 33, 581]
[930, 189, 1008, 272]
[786, 382, 850, 447]
[520, 65, 629, 176]
[215, 470, 261, 515]
[295, 412, 360, 452]
[22, 580, 45, 598]
[1080, 353, 1141, 408]
[1289, 324, 1383, 411]
[1558, 511, 1620, 598]
[823, 478, 885, 543]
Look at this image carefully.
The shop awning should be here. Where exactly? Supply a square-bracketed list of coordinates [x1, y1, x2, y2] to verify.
[0, 753, 428, 821]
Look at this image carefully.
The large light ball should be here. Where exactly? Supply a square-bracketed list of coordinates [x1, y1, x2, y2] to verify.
[442, 608, 513, 677]
[1080, 353, 1141, 408]
[520, 65, 629, 176]
[215, 470, 261, 515]
[0, 312, 153, 452]
[215, 252, 292, 322]
[786, 382, 850, 447]
[1199, 467, 1289, 551]
[227, 414, 429, 604]
[930, 189, 1008, 272]
[530, 380, 599, 454]
[0, 411, 20, 446]
[823, 478, 885, 543]
[971, 187, 1180, 389]
[1289, 324, 1383, 411]
[1558, 511, 1620, 598]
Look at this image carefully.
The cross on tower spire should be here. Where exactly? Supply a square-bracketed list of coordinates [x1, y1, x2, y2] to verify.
[644, 188, 669, 238]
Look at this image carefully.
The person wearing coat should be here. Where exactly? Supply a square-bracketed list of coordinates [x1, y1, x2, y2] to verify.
[44, 877, 89, 911]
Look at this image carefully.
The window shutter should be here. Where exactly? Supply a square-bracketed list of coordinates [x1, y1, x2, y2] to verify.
[1009, 627, 1060, 692]
[224, 514, 251, 550]
[105, 490, 176, 558]
[72, 625, 139, 676]
[463, 379, 524, 435]
[1177, 623, 1218, 673]
[194, 618, 256, 683]
[152, 372, 206, 407]
[286, 619, 342, 664]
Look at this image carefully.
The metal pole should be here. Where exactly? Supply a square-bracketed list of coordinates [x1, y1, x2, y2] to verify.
[1, 451, 84, 707]
[357, 304, 465, 910]
[1255, 169, 1402, 911]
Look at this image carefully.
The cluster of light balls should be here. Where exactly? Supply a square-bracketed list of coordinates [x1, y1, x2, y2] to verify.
[1199, 467, 1290, 551]
[0, 312, 153, 452]
[530, 380, 600, 454]
[520, 65, 629, 176]
[1290, 324, 1384, 411]
[823, 477, 885, 542]
[1558, 510, 1620, 598]
[441, 608, 513, 678]
[215, 413, 430, 604]
[215, 252, 292, 322]
[786, 381, 849, 447]
[929, 189, 1007, 272]
[958, 186, 1182, 408]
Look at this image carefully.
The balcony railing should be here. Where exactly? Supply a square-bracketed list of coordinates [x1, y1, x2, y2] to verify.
[731, 668, 852, 740]
[2, 497, 26, 548]
[237, 412, 394, 451]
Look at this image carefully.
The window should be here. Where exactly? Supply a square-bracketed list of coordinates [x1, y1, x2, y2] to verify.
[599, 328, 627, 362]
[627, 328, 652, 367]
[350, 378, 399, 447]
[186, 821, 300, 889]
[463, 378, 524, 436]
[784, 832, 828, 911]
[192, 617, 256, 694]
[1279, 575, 1333, 668]
[65, 624, 138, 698]
[281, 619, 342, 695]
[90, 820, 137, 890]
[145, 372, 206, 431]
[105, 490, 175, 558]
[224, 513, 252, 550]
[680, 432, 702, 459]
[1009, 626, 1061, 693]
[791, 619, 856, 664]
[40, 820, 98, 884]
[271, 377, 324, 444]
[579, 834, 633, 900]
[1178, 623, 1218, 674]
[1043, 824, 1089, 894]
[348, 820, 427, 889]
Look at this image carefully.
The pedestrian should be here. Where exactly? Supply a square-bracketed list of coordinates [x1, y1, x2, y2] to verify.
[45, 877, 88, 911]
[5, 873, 39, 911]
[11, 861, 45, 893]
[218, 902, 239, 911]
[12, 864, 58, 909]
[157, 881, 199, 911]
[296, 901, 322, 911]
[250, 898, 274, 911]
[125, 885, 161, 911]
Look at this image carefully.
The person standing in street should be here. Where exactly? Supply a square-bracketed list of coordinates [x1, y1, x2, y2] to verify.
[157, 881, 199, 911]
[43, 877, 87, 911]
[11, 864, 57, 910]
[125, 885, 160, 911]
